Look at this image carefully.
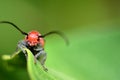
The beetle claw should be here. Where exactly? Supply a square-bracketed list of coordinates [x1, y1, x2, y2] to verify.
[43, 67, 48, 72]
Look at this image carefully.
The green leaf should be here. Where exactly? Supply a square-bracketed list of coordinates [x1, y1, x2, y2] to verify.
[2, 50, 26, 70]
[24, 48, 55, 80]
[2, 48, 74, 80]
[25, 48, 75, 80]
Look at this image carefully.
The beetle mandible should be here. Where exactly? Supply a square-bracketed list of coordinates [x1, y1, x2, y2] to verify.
[0, 21, 69, 71]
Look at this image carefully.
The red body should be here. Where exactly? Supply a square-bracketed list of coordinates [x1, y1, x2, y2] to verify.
[25, 30, 45, 47]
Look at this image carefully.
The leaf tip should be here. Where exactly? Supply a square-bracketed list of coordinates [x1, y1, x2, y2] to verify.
[1, 55, 11, 60]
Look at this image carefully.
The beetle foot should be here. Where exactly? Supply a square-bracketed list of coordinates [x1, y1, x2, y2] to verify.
[42, 66, 48, 72]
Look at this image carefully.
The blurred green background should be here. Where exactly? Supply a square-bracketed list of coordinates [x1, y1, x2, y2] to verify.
[0, 0, 120, 80]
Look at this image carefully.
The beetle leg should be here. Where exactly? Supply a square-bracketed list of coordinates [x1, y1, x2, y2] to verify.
[16, 40, 28, 59]
[35, 50, 48, 71]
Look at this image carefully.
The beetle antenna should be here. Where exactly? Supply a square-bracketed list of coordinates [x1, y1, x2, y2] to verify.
[0, 21, 28, 35]
[40, 31, 69, 45]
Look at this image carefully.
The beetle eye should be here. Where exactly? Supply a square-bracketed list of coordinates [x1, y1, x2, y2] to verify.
[26, 35, 28, 39]
[37, 37, 39, 41]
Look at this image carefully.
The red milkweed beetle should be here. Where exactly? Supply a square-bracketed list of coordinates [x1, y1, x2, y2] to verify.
[0, 21, 69, 71]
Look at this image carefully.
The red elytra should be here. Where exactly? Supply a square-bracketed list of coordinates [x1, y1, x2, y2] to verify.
[25, 30, 45, 47]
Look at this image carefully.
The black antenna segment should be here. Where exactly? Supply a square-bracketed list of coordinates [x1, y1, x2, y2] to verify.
[40, 31, 69, 45]
[0, 21, 28, 35]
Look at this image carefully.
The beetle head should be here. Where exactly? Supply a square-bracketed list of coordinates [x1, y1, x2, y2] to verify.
[25, 30, 45, 47]
[0, 21, 69, 47]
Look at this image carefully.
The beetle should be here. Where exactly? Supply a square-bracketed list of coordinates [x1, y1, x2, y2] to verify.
[0, 21, 69, 71]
